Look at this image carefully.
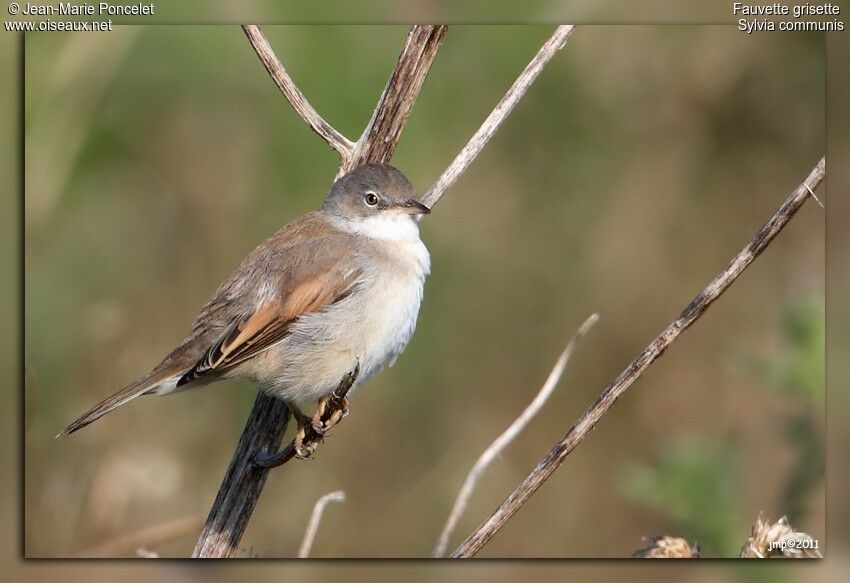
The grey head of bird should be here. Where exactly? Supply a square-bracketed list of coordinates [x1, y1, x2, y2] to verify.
[322, 163, 431, 222]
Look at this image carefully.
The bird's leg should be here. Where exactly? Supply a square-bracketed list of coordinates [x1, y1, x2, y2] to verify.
[286, 401, 311, 427]
[253, 363, 361, 468]
[287, 402, 319, 460]
[312, 363, 358, 436]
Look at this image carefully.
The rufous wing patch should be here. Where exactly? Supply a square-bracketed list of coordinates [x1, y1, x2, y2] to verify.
[177, 267, 361, 387]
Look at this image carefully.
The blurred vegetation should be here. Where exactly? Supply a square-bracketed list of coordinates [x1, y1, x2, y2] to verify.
[765, 297, 825, 406]
[620, 436, 742, 556]
[762, 297, 825, 522]
[619, 297, 824, 556]
[24, 26, 823, 557]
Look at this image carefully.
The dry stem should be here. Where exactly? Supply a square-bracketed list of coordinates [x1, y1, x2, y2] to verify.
[420, 25, 575, 210]
[342, 25, 448, 175]
[433, 313, 598, 557]
[191, 396, 291, 557]
[298, 491, 347, 558]
[451, 158, 826, 557]
[242, 25, 354, 162]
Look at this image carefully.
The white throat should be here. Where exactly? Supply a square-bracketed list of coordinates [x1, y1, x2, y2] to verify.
[330, 212, 421, 242]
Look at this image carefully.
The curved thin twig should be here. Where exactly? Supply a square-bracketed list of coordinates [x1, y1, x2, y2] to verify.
[298, 490, 346, 558]
[451, 157, 825, 557]
[420, 25, 576, 210]
[433, 313, 598, 557]
[242, 25, 355, 162]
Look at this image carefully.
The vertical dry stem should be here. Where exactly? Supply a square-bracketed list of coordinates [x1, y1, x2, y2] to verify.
[192, 396, 291, 557]
[194, 25, 447, 558]
[195, 25, 575, 558]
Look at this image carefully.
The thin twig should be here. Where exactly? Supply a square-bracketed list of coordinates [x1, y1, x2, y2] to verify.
[74, 514, 203, 558]
[242, 25, 355, 162]
[341, 25, 447, 175]
[451, 157, 825, 558]
[298, 491, 347, 558]
[419, 25, 575, 210]
[804, 183, 824, 208]
[433, 313, 598, 557]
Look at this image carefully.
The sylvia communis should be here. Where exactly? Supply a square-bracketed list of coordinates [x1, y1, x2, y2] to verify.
[61, 163, 431, 456]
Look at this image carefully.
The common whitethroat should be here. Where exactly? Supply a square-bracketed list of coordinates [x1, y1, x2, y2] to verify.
[61, 163, 432, 456]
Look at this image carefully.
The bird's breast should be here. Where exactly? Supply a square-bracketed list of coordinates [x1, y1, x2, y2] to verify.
[353, 238, 429, 378]
[259, 236, 429, 402]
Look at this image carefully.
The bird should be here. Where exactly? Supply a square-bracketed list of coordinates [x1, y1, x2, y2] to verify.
[60, 163, 432, 457]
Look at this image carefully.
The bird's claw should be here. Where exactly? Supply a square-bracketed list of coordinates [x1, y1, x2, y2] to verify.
[293, 423, 322, 460]
[312, 395, 350, 436]
[254, 365, 359, 468]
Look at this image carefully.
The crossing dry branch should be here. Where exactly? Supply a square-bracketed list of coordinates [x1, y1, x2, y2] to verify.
[450, 158, 826, 558]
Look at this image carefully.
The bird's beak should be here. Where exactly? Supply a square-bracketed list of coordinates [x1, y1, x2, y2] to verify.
[399, 198, 431, 215]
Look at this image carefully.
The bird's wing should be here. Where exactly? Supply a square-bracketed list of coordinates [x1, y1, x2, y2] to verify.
[177, 256, 362, 387]
[60, 212, 364, 434]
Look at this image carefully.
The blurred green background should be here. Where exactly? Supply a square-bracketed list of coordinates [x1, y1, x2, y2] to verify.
[24, 25, 823, 558]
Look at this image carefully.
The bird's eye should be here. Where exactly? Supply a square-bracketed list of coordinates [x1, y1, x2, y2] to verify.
[364, 191, 379, 207]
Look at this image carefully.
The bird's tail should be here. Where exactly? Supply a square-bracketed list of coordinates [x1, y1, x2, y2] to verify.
[58, 370, 177, 437]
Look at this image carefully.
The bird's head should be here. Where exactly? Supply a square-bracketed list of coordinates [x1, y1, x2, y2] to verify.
[323, 163, 430, 222]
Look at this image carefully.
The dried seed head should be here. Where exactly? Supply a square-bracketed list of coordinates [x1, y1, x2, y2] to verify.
[740, 513, 822, 558]
[633, 536, 701, 558]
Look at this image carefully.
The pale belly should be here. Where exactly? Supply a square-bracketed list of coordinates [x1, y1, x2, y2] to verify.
[245, 268, 426, 402]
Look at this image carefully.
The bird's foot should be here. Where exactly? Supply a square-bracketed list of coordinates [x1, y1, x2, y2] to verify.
[293, 426, 321, 460]
[253, 364, 360, 469]
[312, 394, 350, 436]
[287, 403, 321, 460]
